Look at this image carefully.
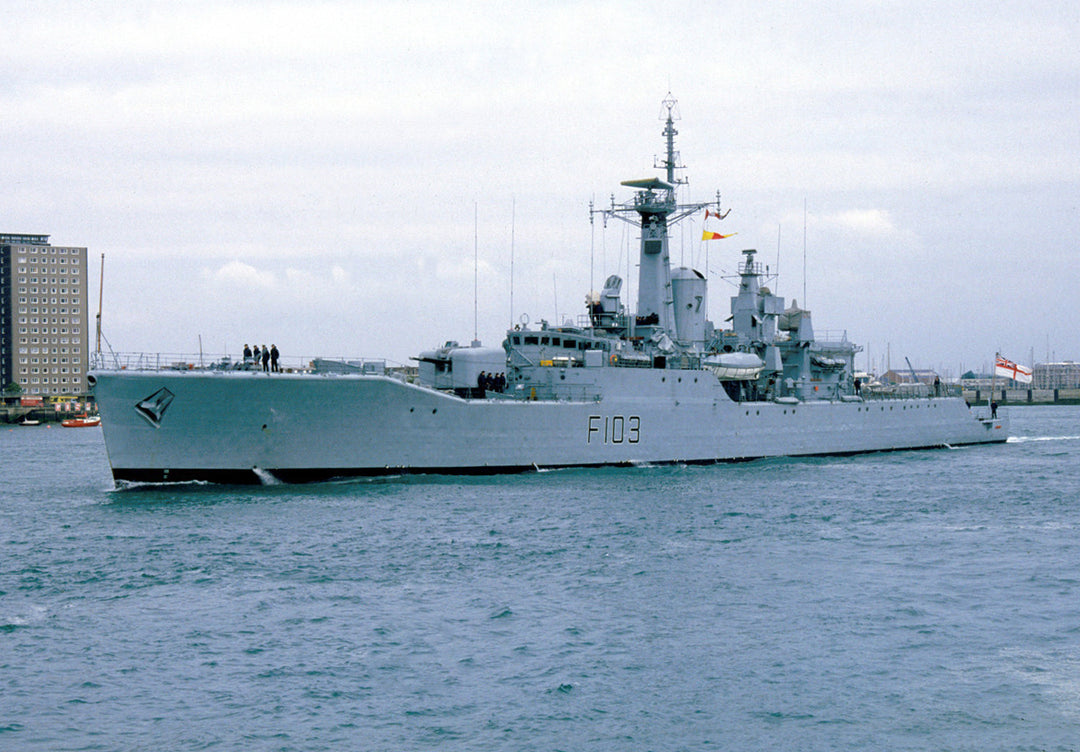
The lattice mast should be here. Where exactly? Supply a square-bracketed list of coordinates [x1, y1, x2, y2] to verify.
[592, 94, 726, 336]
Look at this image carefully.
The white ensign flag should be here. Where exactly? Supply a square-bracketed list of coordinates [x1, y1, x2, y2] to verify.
[995, 355, 1033, 384]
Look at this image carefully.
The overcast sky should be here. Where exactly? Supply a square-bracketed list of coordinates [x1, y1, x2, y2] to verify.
[4, 0, 1078, 376]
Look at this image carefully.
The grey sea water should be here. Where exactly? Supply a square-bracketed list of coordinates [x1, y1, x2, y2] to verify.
[2, 406, 1079, 751]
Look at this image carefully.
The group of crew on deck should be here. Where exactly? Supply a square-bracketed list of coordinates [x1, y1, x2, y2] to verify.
[477, 371, 506, 395]
[243, 344, 280, 372]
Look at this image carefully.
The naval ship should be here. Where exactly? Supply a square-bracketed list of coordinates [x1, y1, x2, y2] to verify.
[89, 96, 1007, 484]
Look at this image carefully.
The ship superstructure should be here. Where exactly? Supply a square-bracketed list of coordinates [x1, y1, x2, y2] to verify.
[425, 95, 858, 410]
[89, 97, 1007, 484]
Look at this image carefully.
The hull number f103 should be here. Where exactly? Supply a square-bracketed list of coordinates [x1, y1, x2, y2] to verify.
[587, 415, 641, 444]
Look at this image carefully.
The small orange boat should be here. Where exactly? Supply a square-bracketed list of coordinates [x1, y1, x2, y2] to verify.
[62, 415, 101, 428]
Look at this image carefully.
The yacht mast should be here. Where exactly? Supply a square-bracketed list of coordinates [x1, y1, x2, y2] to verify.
[95, 253, 104, 355]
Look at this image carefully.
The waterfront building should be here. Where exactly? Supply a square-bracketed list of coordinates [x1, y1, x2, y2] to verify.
[1034, 361, 1080, 390]
[0, 234, 90, 397]
[881, 368, 940, 386]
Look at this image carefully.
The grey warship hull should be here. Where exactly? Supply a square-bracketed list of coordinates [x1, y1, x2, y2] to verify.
[90, 368, 1006, 485]
[90, 95, 1008, 485]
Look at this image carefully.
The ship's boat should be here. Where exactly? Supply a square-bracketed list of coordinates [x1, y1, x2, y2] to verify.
[703, 353, 765, 380]
[88, 95, 1007, 484]
[62, 415, 101, 428]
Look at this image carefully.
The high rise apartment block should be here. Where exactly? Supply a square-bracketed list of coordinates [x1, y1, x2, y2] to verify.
[1, 234, 90, 397]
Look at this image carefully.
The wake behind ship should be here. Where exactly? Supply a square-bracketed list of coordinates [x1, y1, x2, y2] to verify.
[90, 96, 1007, 484]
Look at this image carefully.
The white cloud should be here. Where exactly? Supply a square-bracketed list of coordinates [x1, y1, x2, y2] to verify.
[203, 261, 359, 301]
[204, 261, 276, 290]
[824, 209, 898, 237]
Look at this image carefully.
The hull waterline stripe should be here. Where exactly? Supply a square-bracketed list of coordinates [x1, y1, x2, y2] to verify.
[110, 438, 1007, 485]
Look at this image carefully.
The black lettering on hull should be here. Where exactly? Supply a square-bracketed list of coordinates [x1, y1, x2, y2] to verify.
[587, 415, 640, 445]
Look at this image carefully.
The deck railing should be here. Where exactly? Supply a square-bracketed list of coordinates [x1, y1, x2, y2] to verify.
[861, 383, 961, 400]
[91, 351, 395, 374]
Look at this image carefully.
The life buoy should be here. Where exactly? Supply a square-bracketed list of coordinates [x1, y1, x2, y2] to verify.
[610, 353, 618, 365]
